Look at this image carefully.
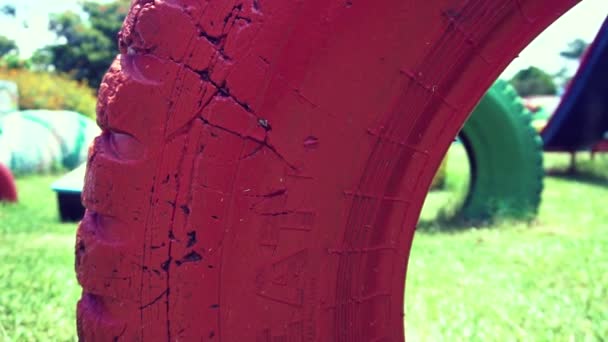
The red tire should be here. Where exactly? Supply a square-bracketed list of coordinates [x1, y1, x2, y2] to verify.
[76, 1, 576, 340]
[0, 162, 17, 203]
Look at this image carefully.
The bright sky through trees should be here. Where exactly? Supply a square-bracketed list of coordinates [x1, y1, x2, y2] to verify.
[0, 0, 606, 78]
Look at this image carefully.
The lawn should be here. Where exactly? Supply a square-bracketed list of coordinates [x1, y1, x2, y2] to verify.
[0, 175, 79, 342]
[408, 151, 608, 341]
[0, 152, 607, 341]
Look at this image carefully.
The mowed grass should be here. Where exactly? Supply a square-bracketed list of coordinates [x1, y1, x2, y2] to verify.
[0, 175, 79, 342]
[407, 151, 608, 341]
[0, 152, 607, 340]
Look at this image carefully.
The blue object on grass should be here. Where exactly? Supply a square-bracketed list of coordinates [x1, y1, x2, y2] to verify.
[51, 163, 87, 222]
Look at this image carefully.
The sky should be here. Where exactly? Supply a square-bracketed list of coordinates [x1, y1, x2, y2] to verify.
[0, 0, 113, 57]
[501, 0, 608, 78]
[0, 0, 606, 78]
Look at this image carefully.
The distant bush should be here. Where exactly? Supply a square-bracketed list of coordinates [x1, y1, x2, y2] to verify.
[0, 68, 97, 119]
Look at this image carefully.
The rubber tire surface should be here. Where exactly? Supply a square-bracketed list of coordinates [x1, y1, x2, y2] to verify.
[0, 162, 17, 202]
[76, 1, 576, 340]
[459, 80, 543, 220]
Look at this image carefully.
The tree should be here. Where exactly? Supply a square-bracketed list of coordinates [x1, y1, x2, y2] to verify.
[0, 35, 18, 57]
[509, 66, 557, 97]
[0, 5, 16, 18]
[0, 5, 18, 58]
[34, 1, 130, 87]
[560, 39, 589, 60]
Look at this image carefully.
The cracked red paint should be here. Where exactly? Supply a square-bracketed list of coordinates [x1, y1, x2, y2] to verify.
[76, 0, 577, 341]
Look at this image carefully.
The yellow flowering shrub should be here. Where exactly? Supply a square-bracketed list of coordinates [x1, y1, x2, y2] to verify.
[0, 68, 97, 119]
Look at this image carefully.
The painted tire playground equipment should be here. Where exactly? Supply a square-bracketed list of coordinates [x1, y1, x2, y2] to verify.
[76, 1, 577, 340]
[58, 80, 543, 222]
[457, 80, 543, 220]
[0, 162, 17, 202]
[0, 110, 100, 175]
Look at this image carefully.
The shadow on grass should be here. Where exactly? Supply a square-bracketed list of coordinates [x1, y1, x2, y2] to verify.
[545, 168, 608, 189]
[416, 206, 537, 234]
[417, 211, 499, 234]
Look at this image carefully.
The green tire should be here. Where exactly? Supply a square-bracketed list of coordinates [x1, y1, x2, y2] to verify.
[458, 80, 543, 220]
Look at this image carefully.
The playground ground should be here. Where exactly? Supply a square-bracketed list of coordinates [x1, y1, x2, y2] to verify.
[0, 151, 607, 341]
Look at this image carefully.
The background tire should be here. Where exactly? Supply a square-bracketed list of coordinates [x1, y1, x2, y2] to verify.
[0, 162, 17, 202]
[459, 80, 544, 220]
[76, 1, 577, 340]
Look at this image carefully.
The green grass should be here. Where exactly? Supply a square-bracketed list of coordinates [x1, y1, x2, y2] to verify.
[407, 152, 608, 341]
[0, 153, 607, 341]
[0, 175, 79, 342]
[418, 142, 471, 224]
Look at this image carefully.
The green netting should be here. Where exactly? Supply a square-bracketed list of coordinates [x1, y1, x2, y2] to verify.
[0, 110, 100, 175]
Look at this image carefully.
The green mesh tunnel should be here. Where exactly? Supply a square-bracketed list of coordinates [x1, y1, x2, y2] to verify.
[0, 110, 100, 175]
[457, 80, 544, 220]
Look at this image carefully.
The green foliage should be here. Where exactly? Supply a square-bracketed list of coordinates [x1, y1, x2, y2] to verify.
[0, 55, 31, 70]
[35, 1, 130, 87]
[83, 1, 130, 40]
[0, 68, 97, 118]
[0, 35, 18, 57]
[510, 66, 557, 97]
[560, 38, 589, 60]
[0, 5, 16, 18]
